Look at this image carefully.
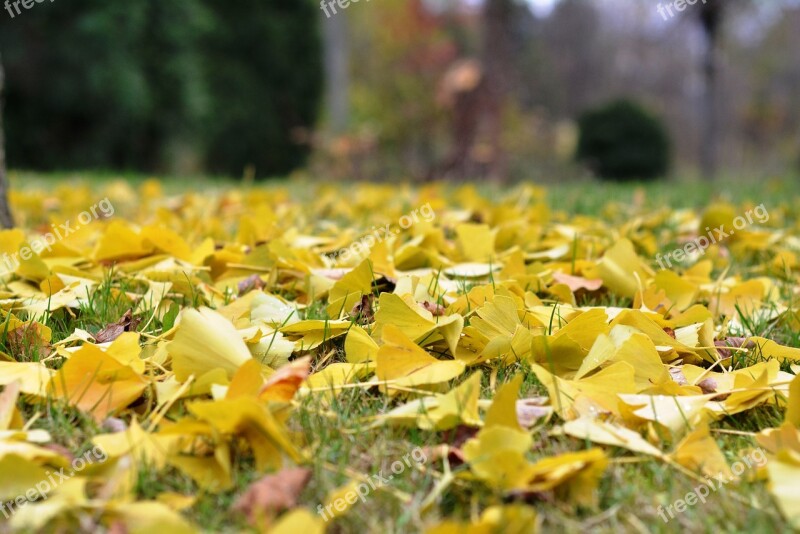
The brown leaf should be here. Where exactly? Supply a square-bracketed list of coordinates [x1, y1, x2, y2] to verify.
[349, 294, 375, 324]
[238, 275, 266, 296]
[668, 367, 688, 386]
[714, 337, 749, 359]
[259, 356, 312, 402]
[516, 397, 552, 428]
[421, 301, 446, 317]
[7, 323, 51, 362]
[697, 378, 718, 395]
[95, 309, 141, 343]
[552, 272, 604, 292]
[233, 468, 312, 525]
[433, 425, 480, 467]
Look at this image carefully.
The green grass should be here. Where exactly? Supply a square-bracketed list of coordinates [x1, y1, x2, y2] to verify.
[6, 172, 800, 533]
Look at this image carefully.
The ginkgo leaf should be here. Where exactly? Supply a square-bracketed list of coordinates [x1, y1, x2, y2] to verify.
[168, 307, 253, 382]
[187, 397, 303, 470]
[49, 344, 147, 422]
[427, 504, 537, 534]
[374, 293, 463, 356]
[280, 319, 352, 351]
[484, 374, 524, 430]
[532, 361, 637, 420]
[618, 394, 714, 435]
[0, 361, 53, 396]
[594, 238, 653, 298]
[107, 501, 199, 534]
[344, 324, 379, 363]
[92, 418, 180, 470]
[562, 417, 664, 458]
[462, 425, 535, 491]
[526, 448, 608, 507]
[268, 509, 325, 534]
[326, 259, 374, 319]
[373, 372, 482, 430]
[0, 455, 50, 501]
[787, 374, 800, 427]
[670, 424, 733, 480]
[375, 325, 465, 394]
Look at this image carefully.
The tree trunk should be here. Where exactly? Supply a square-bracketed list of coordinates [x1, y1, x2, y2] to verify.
[0, 54, 14, 229]
[482, 0, 515, 182]
[699, 1, 724, 181]
[322, 11, 349, 134]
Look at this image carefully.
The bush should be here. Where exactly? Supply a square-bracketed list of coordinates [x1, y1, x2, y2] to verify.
[201, 0, 323, 177]
[0, 0, 322, 178]
[575, 99, 671, 181]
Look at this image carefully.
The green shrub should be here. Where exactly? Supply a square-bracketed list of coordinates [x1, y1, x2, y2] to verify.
[0, 0, 322, 178]
[201, 0, 323, 178]
[575, 99, 671, 181]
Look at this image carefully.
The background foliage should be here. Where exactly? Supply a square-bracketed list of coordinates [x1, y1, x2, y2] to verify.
[0, 0, 323, 177]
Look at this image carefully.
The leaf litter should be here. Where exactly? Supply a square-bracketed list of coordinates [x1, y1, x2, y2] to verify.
[0, 181, 797, 531]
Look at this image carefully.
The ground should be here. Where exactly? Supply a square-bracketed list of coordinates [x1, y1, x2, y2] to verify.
[0, 172, 798, 533]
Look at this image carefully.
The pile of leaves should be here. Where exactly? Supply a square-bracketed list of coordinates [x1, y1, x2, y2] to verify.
[0, 179, 799, 532]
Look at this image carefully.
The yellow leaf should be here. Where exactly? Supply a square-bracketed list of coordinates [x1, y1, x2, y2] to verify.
[376, 325, 465, 394]
[268, 509, 325, 534]
[595, 238, 653, 298]
[375, 293, 464, 356]
[670, 425, 733, 480]
[374, 373, 482, 430]
[562, 417, 664, 458]
[484, 374, 523, 430]
[168, 307, 253, 382]
[188, 398, 302, 470]
[462, 426, 535, 491]
[427, 504, 537, 534]
[49, 344, 147, 421]
[344, 324, 379, 363]
[788, 374, 800, 427]
[326, 259, 374, 319]
[526, 448, 608, 507]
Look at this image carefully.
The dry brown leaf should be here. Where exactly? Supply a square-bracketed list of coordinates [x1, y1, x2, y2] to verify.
[233, 468, 312, 526]
[95, 309, 141, 344]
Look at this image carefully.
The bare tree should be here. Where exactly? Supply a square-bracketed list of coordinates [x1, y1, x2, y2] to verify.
[322, 10, 350, 134]
[0, 54, 14, 229]
[481, 0, 515, 182]
[698, 0, 725, 180]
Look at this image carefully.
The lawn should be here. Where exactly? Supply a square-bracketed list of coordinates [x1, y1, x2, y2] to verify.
[1, 173, 799, 533]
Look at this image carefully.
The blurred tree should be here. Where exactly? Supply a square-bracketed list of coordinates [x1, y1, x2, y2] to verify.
[0, 53, 13, 228]
[482, 0, 515, 180]
[201, 0, 323, 177]
[698, 0, 725, 180]
[322, 9, 350, 133]
[576, 99, 671, 181]
[0, 0, 323, 178]
[346, 0, 456, 178]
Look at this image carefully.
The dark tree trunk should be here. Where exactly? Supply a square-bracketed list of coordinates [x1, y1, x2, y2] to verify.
[0, 54, 14, 229]
[482, 0, 515, 182]
[322, 10, 349, 134]
[699, 1, 724, 181]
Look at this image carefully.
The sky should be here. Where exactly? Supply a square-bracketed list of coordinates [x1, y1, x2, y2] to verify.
[526, 0, 558, 17]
